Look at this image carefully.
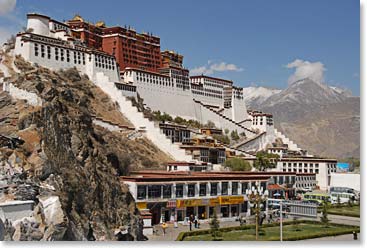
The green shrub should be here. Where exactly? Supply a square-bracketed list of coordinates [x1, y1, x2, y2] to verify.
[224, 157, 252, 171]
[177, 220, 360, 241]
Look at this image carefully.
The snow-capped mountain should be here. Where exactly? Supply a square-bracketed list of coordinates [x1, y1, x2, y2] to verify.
[244, 78, 352, 109]
[242, 86, 281, 109]
[244, 78, 359, 159]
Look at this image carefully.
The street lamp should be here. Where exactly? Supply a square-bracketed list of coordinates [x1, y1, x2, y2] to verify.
[248, 181, 269, 241]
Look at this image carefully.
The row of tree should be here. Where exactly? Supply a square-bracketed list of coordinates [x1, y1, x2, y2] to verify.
[224, 152, 280, 172]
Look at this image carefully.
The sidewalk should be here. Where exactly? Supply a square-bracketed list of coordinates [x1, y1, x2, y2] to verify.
[146, 219, 245, 241]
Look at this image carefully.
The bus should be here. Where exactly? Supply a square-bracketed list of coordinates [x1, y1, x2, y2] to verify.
[330, 192, 357, 204]
[303, 192, 331, 205]
[329, 187, 355, 194]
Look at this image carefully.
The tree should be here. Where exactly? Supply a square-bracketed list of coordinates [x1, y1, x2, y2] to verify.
[209, 209, 221, 240]
[206, 120, 216, 129]
[230, 130, 240, 141]
[224, 157, 252, 171]
[212, 134, 230, 145]
[253, 151, 279, 171]
[174, 116, 185, 124]
[320, 200, 330, 227]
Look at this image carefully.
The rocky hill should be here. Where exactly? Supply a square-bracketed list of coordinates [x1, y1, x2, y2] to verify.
[244, 78, 360, 158]
[0, 54, 172, 240]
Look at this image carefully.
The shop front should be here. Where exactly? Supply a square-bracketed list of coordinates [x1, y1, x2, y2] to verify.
[146, 202, 167, 225]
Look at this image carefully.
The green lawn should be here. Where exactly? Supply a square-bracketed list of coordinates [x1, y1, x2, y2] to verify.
[182, 222, 359, 241]
[327, 205, 360, 217]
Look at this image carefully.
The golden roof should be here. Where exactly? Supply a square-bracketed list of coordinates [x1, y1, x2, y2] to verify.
[72, 14, 84, 22]
[95, 21, 106, 28]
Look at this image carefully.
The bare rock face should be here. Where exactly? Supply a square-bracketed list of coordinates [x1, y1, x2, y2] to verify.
[1, 60, 148, 240]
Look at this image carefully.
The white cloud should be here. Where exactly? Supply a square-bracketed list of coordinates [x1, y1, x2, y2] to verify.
[286, 59, 326, 84]
[191, 61, 244, 75]
[0, 0, 16, 16]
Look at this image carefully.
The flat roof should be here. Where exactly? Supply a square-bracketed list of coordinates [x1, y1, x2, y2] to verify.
[121, 170, 312, 183]
[190, 75, 233, 84]
[279, 157, 337, 162]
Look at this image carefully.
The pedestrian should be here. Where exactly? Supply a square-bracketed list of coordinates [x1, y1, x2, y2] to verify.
[189, 220, 192, 231]
[174, 217, 178, 228]
[194, 215, 198, 228]
[162, 222, 167, 236]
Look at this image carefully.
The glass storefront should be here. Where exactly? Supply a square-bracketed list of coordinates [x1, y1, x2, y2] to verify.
[221, 205, 229, 217]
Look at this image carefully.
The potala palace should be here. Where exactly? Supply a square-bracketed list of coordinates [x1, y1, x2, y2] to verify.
[2, 13, 357, 232]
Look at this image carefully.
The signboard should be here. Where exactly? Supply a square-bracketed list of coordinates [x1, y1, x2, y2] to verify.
[218, 196, 244, 205]
[167, 200, 176, 208]
[136, 202, 147, 210]
[209, 198, 219, 206]
[176, 199, 204, 208]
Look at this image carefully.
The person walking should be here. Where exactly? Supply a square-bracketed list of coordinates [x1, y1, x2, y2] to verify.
[162, 222, 167, 236]
[194, 215, 198, 228]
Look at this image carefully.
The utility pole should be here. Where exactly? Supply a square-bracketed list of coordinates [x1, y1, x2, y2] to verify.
[280, 200, 283, 242]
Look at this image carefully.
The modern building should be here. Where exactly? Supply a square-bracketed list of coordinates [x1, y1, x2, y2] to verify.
[121, 171, 271, 226]
[121, 170, 314, 229]
[272, 157, 337, 191]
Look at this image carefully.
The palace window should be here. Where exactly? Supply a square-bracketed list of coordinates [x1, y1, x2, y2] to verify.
[187, 184, 196, 197]
[175, 184, 183, 198]
[34, 43, 39, 56]
[60, 49, 64, 61]
[47, 46, 51, 59]
[137, 185, 146, 200]
[41, 44, 45, 58]
[211, 182, 218, 196]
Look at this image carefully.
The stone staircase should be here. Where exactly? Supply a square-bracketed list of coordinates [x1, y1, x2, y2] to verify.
[233, 131, 267, 149]
[94, 72, 194, 162]
[273, 128, 300, 151]
[194, 99, 257, 136]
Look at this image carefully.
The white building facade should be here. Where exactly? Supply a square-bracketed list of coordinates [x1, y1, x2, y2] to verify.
[272, 157, 337, 191]
[14, 13, 119, 83]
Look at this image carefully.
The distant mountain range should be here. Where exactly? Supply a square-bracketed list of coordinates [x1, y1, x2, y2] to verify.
[244, 78, 360, 159]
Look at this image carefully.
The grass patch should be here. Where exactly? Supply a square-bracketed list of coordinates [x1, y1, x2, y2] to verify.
[318, 205, 360, 217]
[178, 220, 359, 241]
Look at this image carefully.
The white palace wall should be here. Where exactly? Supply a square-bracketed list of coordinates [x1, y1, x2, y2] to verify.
[124, 70, 197, 120]
[15, 34, 119, 83]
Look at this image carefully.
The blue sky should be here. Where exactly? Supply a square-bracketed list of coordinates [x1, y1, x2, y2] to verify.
[0, 0, 360, 95]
